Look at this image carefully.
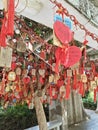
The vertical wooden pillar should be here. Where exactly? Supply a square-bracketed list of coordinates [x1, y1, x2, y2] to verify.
[61, 99, 68, 130]
[67, 90, 74, 125]
[95, 93, 98, 112]
[72, 90, 83, 123]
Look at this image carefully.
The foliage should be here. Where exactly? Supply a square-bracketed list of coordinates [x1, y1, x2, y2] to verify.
[0, 104, 49, 130]
[82, 91, 97, 110]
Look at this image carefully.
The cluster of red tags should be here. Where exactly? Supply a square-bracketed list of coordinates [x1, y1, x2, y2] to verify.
[51, 13, 98, 103]
[0, 2, 98, 109]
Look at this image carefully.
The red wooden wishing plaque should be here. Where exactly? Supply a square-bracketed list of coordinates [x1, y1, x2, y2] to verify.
[54, 21, 73, 45]
[63, 46, 82, 67]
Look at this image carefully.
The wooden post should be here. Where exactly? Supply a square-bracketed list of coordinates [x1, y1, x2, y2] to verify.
[95, 92, 98, 113]
[72, 90, 83, 123]
[61, 99, 68, 130]
[67, 90, 74, 125]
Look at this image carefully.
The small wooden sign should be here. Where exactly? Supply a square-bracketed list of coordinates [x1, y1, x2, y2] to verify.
[95, 77, 98, 86]
[67, 69, 72, 77]
[17, 40, 26, 52]
[81, 74, 87, 83]
[90, 81, 97, 90]
[39, 69, 45, 76]
[49, 74, 54, 83]
[8, 71, 16, 81]
[16, 67, 22, 76]
[0, 47, 12, 67]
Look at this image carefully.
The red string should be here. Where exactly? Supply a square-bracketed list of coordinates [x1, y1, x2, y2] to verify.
[65, 77, 70, 99]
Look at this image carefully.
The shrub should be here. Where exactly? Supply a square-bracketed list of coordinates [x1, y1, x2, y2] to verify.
[0, 104, 49, 130]
[82, 91, 97, 110]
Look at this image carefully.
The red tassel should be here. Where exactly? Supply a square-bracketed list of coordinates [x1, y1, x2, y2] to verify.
[1, 72, 6, 95]
[0, 17, 7, 47]
[79, 81, 83, 95]
[65, 77, 70, 99]
[73, 70, 77, 90]
[94, 89, 97, 103]
[91, 62, 95, 75]
[55, 47, 61, 73]
[40, 77, 44, 84]
[55, 47, 67, 73]
[40, 51, 45, 59]
[84, 48, 87, 62]
[55, 60, 60, 73]
[7, 0, 14, 35]
[49, 86, 52, 98]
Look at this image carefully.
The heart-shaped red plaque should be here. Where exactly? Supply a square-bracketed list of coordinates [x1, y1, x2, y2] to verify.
[23, 76, 30, 84]
[54, 21, 73, 45]
[63, 46, 82, 67]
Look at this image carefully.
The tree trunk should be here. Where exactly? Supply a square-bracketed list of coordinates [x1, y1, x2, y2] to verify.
[61, 99, 68, 130]
[34, 96, 48, 130]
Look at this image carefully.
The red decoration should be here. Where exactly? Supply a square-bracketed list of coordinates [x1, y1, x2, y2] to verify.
[7, 0, 15, 35]
[0, 0, 14, 47]
[64, 46, 82, 67]
[73, 70, 77, 90]
[51, 0, 98, 43]
[11, 62, 16, 70]
[40, 51, 45, 59]
[54, 21, 73, 45]
[0, 17, 7, 47]
[57, 80, 64, 87]
[23, 76, 30, 84]
[55, 47, 67, 73]
[65, 77, 70, 99]
[79, 81, 84, 96]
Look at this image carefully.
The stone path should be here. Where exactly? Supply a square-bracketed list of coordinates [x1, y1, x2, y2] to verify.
[69, 109, 98, 130]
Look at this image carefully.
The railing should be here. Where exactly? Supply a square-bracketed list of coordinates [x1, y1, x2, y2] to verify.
[65, 0, 98, 26]
[25, 120, 62, 130]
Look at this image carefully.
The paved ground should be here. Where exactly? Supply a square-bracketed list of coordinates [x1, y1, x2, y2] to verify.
[69, 109, 98, 130]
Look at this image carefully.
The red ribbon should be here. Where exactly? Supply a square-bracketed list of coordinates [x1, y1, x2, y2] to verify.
[55, 47, 67, 73]
[79, 81, 84, 96]
[65, 77, 70, 99]
[7, 0, 15, 35]
[0, 17, 7, 47]
[73, 70, 77, 90]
